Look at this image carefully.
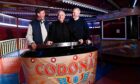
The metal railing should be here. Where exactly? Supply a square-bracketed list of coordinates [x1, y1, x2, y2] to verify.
[18, 38, 28, 49]
[0, 38, 28, 56]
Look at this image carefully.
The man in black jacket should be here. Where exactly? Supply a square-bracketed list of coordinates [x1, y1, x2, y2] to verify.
[68, 8, 91, 44]
[47, 10, 71, 45]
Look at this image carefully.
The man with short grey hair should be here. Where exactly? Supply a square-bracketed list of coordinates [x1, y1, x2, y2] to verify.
[68, 8, 91, 44]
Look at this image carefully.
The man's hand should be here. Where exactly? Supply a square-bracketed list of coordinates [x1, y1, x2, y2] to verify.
[78, 39, 84, 44]
[31, 42, 37, 51]
[47, 41, 53, 45]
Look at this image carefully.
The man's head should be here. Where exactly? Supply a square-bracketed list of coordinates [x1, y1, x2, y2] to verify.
[35, 8, 46, 20]
[57, 10, 66, 23]
[72, 8, 81, 20]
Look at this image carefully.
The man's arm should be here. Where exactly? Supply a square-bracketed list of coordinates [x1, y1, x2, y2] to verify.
[83, 20, 90, 40]
[47, 23, 54, 45]
[26, 24, 37, 50]
[83, 20, 92, 44]
[26, 24, 34, 45]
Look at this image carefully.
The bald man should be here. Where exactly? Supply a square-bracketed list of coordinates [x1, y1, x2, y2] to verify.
[68, 8, 91, 44]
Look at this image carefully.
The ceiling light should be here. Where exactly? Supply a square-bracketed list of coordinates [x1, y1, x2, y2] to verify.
[60, 0, 108, 13]
[133, 0, 137, 8]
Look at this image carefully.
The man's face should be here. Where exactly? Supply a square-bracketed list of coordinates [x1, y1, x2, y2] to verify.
[58, 11, 65, 22]
[37, 10, 46, 20]
[72, 9, 80, 19]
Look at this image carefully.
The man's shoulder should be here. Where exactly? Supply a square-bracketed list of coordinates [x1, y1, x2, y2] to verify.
[79, 17, 85, 21]
[52, 21, 58, 24]
[68, 18, 73, 22]
[68, 18, 85, 22]
[67, 19, 74, 25]
[51, 21, 61, 25]
[30, 19, 38, 24]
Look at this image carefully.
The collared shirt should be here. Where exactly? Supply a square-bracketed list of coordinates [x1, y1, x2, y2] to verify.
[26, 22, 48, 44]
[40, 22, 48, 42]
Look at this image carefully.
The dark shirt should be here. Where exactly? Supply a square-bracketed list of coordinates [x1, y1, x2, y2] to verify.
[48, 21, 72, 43]
[68, 18, 90, 41]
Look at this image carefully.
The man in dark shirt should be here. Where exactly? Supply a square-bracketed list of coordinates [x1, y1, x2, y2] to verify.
[68, 8, 91, 44]
[47, 10, 71, 45]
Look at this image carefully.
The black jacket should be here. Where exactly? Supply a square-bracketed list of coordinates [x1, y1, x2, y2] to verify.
[68, 18, 90, 41]
[48, 21, 72, 43]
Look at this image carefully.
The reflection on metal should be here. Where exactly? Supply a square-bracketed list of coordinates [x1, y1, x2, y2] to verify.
[51, 42, 79, 48]
[0, 23, 28, 28]
[102, 40, 140, 57]
[107, 0, 120, 10]
[58, 0, 108, 13]
[133, 0, 138, 8]
[0, 13, 15, 18]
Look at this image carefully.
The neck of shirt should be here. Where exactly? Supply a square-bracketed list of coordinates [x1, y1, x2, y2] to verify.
[73, 17, 79, 21]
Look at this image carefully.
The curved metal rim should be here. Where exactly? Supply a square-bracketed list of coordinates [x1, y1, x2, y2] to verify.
[51, 42, 79, 47]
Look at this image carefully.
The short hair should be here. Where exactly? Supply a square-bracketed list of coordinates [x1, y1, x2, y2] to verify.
[35, 8, 46, 16]
[73, 7, 81, 13]
[57, 10, 65, 15]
